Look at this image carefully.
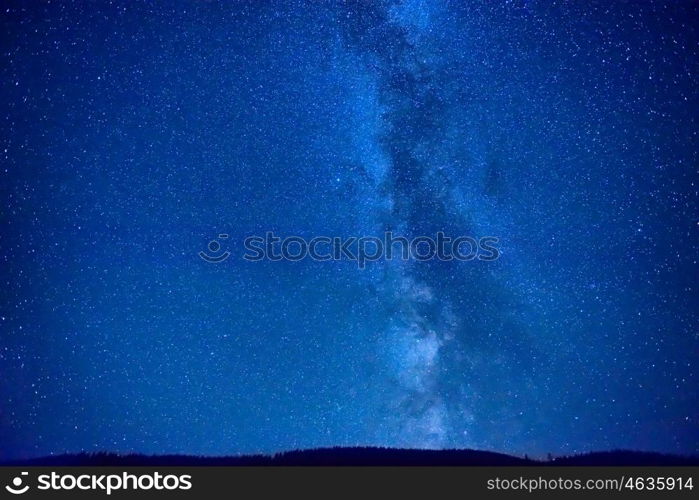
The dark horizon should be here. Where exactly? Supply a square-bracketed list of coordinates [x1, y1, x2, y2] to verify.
[4, 446, 699, 467]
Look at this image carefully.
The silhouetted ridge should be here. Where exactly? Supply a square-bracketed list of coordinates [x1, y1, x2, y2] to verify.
[549, 450, 697, 466]
[2, 447, 697, 466]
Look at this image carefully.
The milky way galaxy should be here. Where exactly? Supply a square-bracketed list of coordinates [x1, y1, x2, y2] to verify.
[1, 0, 697, 460]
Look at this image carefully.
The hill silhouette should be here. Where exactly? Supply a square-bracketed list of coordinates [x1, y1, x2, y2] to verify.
[3, 447, 696, 466]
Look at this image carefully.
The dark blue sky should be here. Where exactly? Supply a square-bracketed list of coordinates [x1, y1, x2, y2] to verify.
[1, 0, 697, 459]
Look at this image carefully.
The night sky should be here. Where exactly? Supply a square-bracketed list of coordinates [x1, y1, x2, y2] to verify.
[1, 0, 697, 460]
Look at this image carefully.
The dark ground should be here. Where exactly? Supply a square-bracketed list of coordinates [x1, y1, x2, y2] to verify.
[3, 448, 697, 466]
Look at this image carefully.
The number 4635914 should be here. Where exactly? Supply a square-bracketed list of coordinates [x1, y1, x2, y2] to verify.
[624, 477, 693, 491]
